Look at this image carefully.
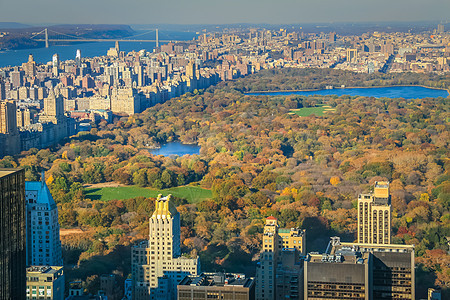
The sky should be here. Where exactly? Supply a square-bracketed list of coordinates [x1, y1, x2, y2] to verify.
[0, 0, 449, 25]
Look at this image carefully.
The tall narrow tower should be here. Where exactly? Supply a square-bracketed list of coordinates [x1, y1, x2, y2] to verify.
[25, 174, 63, 266]
[115, 40, 120, 53]
[0, 168, 26, 300]
[256, 217, 279, 300]
[132, 194, 199, 300]
[156, 29, 159, 48]
[358, 181, 391, 244]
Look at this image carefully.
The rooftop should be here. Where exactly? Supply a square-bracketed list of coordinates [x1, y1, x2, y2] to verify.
[25, 180, 57, 208]
[0, 168, 23, 178]
[152, 194, 178, 218]
[178, 273, 254, 288]
[26, 265, 63, 274]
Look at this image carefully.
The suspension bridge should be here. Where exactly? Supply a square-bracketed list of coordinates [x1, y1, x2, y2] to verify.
[30, 28, 171, 48]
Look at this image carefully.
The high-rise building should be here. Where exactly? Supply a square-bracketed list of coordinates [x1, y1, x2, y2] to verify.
[256, 217, 306, 300]
[131, 194, 200, 300]
[437, 24, 445, 34]
[304, 237, 415, 300]
[340, 240, 414, 300]
[0, 100, 21, 156]
[346, 48, 358, 63]
[275, 248, 303, 300]
[357, 181, 391, 244]
[178, 273, 255, 300]
[25, 176, 63, 266]
[256, 217, 279, 300]
[26, 266, 64, 300]
[1, 100, 18, 134]
[137, 65, 145, 87]
[10, 68, 24, 88]
[186, 61, 196, 78]
[42, 89, 64, 120]
[22, 54, 37, 77]
[75, 49, 82, 67]
[0, 79, 6, 100]
[100, 274, 121, 300]
[107, 41, 120, 57]
[110, 86, 142, 115]
[0, 168, 26, 300]
[304, 242, 370, 299]
[52, 54, 60, 77]
[329, 32, 336, 43]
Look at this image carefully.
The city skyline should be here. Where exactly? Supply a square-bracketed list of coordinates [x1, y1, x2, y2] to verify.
[1, 0, 450, 25]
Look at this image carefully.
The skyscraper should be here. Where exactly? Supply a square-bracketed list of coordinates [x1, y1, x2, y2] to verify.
[0, 100, 18, 134]
[0, 78, 6, 100]
[10, 68, 24, 88]
[132, 194, 199, 300]
[75, 49, 82, 67]
[22, 54, 37, 77]
[0, 100, 21, 156]
[346, 48, 358, 63]
[0, 168, 26, 300]
[304, 237, 415, 300]
[255, 217, 306, 300]
[25, 175, 63, 266]
[357, 181, 391, 244]
[186, 61, 196, 78]
[52, 54, 60, 77]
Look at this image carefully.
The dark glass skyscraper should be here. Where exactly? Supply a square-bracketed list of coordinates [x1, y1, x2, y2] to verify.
[0, 168, 26, 300]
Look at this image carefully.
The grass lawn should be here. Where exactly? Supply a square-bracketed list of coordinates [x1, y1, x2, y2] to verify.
[84, 185, 212, 203]
[289, 105, 336, 117]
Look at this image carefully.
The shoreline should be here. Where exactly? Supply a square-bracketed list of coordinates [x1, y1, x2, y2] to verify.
[245, 84, 450, 95]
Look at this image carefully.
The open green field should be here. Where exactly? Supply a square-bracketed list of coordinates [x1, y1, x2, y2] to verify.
[290, 105, 336, 117]
[85, 185, 212, 203]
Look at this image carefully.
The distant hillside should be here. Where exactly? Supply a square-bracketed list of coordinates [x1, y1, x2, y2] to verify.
[0, 24, 135, 50]
[0, 22, 30, 29]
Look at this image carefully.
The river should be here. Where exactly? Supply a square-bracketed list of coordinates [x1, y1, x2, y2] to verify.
[0, 30, 197, 68]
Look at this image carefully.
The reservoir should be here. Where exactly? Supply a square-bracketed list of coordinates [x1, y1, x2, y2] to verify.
[248, 86, 449, 99]
[149, 142, 200, 157]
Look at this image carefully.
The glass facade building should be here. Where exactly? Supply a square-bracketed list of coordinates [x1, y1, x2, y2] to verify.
[0, 168, 26, 300]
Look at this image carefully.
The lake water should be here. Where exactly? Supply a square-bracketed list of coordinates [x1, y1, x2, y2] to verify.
[248, 86, 449, 99]
[149, 142, 200, 156]
[0, 30, 197, 68]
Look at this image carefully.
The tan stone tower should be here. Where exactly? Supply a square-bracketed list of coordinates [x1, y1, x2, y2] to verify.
[256, 216, 306, 300]
[358, 181, 391, 244]
[132, 194, 199, 300]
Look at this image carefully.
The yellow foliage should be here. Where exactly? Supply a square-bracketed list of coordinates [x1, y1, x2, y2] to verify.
[330, 176, 341, 186]
[419, 193, 429, 202]
[62, 151, 68, 160]
[46, 174, 54, 185]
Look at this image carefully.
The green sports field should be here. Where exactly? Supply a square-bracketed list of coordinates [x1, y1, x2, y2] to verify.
[290, 105, 336, 117]
[84, 185, 212, 203]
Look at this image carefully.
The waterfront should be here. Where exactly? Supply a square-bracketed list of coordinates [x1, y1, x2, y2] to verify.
[0, 30, 197, 68]
[148, 142, 200, 156]
[248, 86, 449, 99]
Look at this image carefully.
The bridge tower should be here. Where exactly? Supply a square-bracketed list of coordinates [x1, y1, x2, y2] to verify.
[45, 28, 49, 48]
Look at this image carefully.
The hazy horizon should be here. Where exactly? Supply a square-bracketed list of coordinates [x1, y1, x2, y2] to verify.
[1, 0, 449, 25]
